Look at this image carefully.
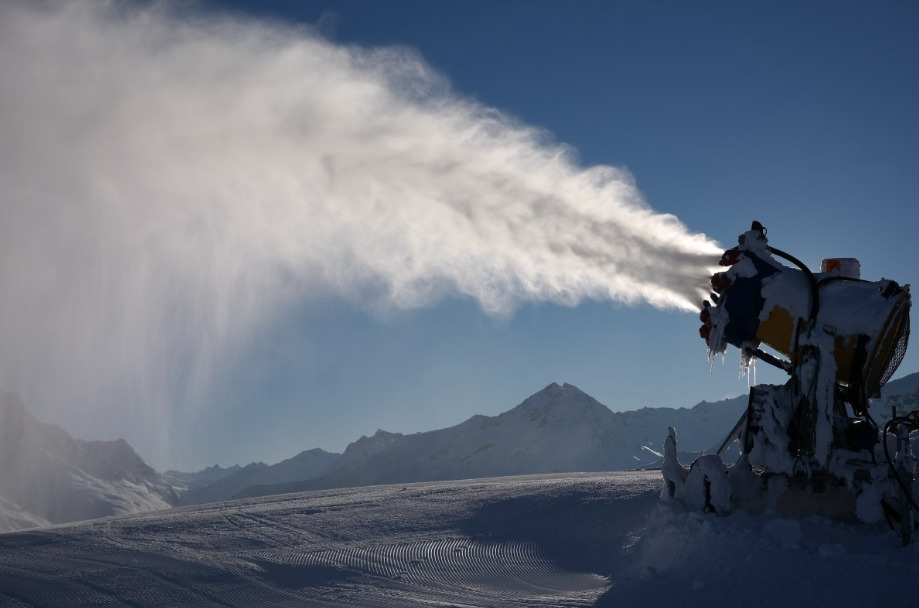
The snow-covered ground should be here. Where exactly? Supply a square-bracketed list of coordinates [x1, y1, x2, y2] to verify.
[1, 471, 917, 607]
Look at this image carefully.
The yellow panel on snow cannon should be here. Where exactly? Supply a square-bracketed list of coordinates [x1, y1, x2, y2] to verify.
[754, 304, 796, 358]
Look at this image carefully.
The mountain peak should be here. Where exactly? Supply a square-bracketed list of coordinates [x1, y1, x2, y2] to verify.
[517, 382, 598, 410]
[500, 382, 614, 433]
[342, 429, 403, 460]
[536, 381, 584, 393]
[287, 448, 339, 464]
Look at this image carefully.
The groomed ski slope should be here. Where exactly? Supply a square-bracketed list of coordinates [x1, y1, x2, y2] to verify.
[0, 471, 917, 607]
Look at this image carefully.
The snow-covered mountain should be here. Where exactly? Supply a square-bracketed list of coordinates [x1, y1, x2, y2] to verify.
[162, 463, 242, 495]
[178, 448, 341, 505]
[231, 383, 748, 501]
[871, 372, 919, 419]
[9, 371, 919, 524]
[0, 392, 178, 531]
[210, 373, 919, 503]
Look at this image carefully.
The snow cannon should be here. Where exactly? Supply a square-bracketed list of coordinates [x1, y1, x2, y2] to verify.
[666, 221, 919, 545]
[699, 221, 910, 414]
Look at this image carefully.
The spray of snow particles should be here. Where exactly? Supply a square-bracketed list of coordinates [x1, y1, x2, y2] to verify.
[0, 1, 722, 455]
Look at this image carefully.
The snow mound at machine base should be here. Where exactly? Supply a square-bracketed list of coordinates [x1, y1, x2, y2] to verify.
[665, 221, 918, 545]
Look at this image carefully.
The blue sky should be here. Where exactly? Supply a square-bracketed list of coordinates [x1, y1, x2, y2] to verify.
[3, 1, 918, 471]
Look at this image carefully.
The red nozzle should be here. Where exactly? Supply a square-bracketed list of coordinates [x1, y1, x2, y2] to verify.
[720, 248, 742, 266]
[699, 304, 712, 341]
[711, 272, 732, 294]
[699, 324, 711, 340]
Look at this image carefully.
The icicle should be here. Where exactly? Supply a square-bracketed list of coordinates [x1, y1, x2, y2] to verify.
[739, 347, 756, 381]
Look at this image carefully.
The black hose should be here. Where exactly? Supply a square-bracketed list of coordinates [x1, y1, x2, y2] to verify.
[767, 245, 820, 325]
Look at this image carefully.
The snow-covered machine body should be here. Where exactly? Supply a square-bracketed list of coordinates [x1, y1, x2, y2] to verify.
[664, 221, 919, 544]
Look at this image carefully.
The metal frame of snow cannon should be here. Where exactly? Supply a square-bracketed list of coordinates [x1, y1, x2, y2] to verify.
[663, 221, 919, 544]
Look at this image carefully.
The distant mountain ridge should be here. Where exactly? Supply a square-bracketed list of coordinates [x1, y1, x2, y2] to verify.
[0, 392, 178, 531]
[204, 382, 750, 503]
[162, 463, 243, 495]
[5, 371, 919, 530]
[177, 448, 340, 505]
[193, 373, 919, 504]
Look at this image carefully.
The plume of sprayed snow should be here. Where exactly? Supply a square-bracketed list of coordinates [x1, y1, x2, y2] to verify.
[0, 1, 721, 457]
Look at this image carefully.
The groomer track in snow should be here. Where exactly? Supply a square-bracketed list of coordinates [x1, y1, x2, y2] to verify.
[2, 472, 919, 607]
[0, 473, 653, 607]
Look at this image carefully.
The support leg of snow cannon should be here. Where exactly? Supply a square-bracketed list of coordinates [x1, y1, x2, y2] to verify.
[891, 420, 918, 546]
[716, 409, 748, 457]
[895, 427, 915, 546]
[716, 385, 774, 457]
